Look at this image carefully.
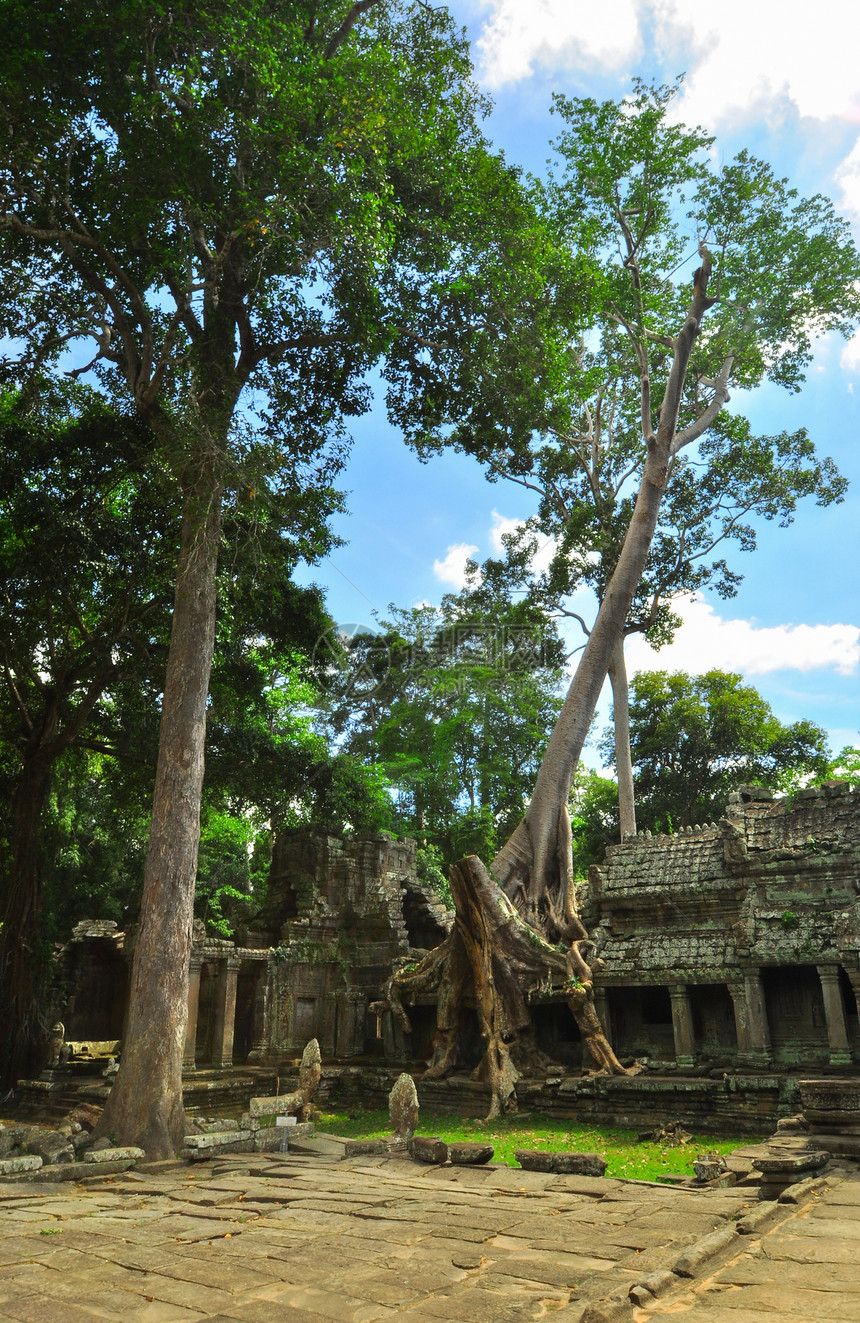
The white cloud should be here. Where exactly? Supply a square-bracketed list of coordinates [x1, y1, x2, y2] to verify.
[625, 594, 860, 678]
[433, 542, 479, 588]
[836, 137, 860, 220]
[477, 0, 639, 87]
[476, 0, 860, 130]
[841, 330, 860, 373]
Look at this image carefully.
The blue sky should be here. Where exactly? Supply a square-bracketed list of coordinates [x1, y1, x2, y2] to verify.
[299, 0, 860, 767]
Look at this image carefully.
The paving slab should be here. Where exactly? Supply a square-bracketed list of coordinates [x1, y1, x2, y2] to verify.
[640, 1170, 860, 1321]
[0, 1153, 766, 1323]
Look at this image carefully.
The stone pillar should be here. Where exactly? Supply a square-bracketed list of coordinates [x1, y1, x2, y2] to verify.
[182, 955, 203, 1071]
[728, 982, 752, 1058]
[669, 984, 696, 1070]
[732, 969, 772, 1068]
[245, 961, 269, 1063]
[212, 956, 241, 1068]
[818, 965, 852, 1066]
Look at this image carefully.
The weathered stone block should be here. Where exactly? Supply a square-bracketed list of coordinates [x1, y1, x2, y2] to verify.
[448, 1142, 494, 1165]
[0, 1155, 42, 1175]
[248, 1092, 301, 1118]
[183, 1130, 253, 1149]
[410, 1135, 448, 1164]
[515, 1148, 554, 1172]
[253, 1121, 314, 1151]
[552, 1152, 607, 1177]
[83, 1146, 146, 1162]
[343, 1139, 388, 1157]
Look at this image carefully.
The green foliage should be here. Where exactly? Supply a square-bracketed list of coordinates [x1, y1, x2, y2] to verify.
[415, 844, 452, 909]
[322, 559, 565, 870]
[569, 765, 620, 877]
[606, 669, 831, 830]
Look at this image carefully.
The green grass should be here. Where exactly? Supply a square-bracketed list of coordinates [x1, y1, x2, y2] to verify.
[316, 1107, 760, 1184]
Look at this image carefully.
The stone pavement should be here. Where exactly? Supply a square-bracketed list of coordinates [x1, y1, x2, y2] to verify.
[0, 1148, 756, 1322]
[637, 1168, 860, 1323]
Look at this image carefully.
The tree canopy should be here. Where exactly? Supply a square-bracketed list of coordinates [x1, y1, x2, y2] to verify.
[601, 669, 831, 831]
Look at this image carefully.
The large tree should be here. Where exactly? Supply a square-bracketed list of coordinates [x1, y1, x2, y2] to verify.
[0, 0, 529, 1151]
[379, 82, 860, 1115]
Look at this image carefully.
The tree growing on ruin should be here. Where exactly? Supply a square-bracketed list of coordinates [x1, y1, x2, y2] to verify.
[379, 82, 860, 1116]
[0, 0, 538, 1151]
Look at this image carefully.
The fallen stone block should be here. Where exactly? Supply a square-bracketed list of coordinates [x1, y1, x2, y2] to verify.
[410, 1136, 449, 1164]
[673, 1224, 737, 1278]
[448, 1142, 494, 1165]
[778, 1174, 831, 1204]
[515, 1148, 606, 1176]
[627, 1268, 678, 1306]
[343, 1139, 389, 1157]
[183, 1131, 252, 1151]
[515, 1148, 554, 1172]
[737, 1200, 779, 1234]
[0, 1155, 42, 1176]
[83, 1146, 146, 1162]
[248, 1092, 302, 1118]
[75, 1160, 135, 1181]
[552, 1152, 607, 1177]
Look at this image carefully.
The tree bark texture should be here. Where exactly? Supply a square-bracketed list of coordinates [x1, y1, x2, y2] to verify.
[609, 633, 636, 840]
[95, 457, 222, 1158]
[381, 854, 627, 1117]
[0, 750, 56, 1088]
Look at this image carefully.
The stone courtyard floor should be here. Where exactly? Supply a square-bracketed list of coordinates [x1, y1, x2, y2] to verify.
[1, 1147, 859, 1322]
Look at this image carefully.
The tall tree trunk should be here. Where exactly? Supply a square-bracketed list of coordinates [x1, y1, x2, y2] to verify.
[95, 454, 222, 1158]
[0, 747, 56, 1089]
[609, 633, 636, 840]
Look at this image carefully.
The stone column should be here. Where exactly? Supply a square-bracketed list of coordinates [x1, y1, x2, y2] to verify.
[182, 955, 203, 1071]
[818, 965, 852, 1066]
[733, 969, 772, 1069]
[245, 960, 269, 1063]
[669, 984, 696, 1070]
[212, 956, 241, 1068]
[728, 982, 752, 1058]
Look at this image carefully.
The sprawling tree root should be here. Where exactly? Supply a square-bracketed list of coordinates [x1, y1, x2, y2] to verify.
[379, 839, 628, 1119]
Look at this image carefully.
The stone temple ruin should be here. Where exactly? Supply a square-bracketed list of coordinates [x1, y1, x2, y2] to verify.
[41, 780, 860, 1132]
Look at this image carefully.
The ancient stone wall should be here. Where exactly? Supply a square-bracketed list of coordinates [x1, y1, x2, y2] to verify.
[583, 782, 860, 1072]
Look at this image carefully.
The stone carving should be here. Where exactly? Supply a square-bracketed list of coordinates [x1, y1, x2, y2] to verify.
[388, 1072, 419, 1143]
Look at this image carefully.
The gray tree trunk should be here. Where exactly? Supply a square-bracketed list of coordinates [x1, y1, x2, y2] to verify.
[609, 634, 636, 840]
[95, 455, 222, 1159]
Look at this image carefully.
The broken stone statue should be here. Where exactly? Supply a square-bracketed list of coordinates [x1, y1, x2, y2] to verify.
[388, 1072, 419, 1147]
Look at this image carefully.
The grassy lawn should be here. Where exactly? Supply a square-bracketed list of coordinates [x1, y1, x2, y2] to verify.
[316, 1107, 760, 1183]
